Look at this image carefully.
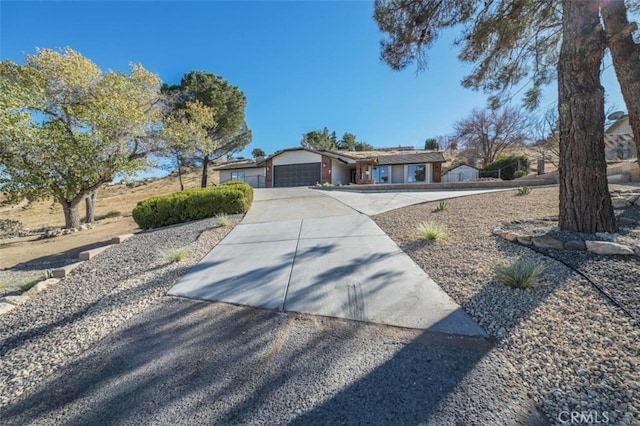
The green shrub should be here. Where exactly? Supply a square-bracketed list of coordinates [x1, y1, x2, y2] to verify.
[494, 259, 544, 289]
[220, 181, 254, 207]
[484, 154, 531, 180]
[416, 222, 447, 241]
[20, 278, 40, 292]
[132, 186, 250, 230]
[517, 185, 532, 196]
[159, 247, 190, 263]
[513, 170, 527, 179]
[435, 201, 448, 211]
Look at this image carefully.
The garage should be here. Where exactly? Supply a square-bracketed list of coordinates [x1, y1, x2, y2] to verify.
[273, 162, 321, 187]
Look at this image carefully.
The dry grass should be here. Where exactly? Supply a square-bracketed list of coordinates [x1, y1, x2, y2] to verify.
[0, 169, 220, 268]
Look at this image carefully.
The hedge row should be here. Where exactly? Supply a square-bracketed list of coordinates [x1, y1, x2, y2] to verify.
[132, 181, 253, 230]
[484, 154, 531, 181]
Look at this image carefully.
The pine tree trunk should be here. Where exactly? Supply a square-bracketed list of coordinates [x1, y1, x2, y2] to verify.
[85, 190, 98, 224]
[201, 154, 209, 188]
[602, 0, 640, 163]
[61, 198, 82, 230]
[557, 0, 616, 233]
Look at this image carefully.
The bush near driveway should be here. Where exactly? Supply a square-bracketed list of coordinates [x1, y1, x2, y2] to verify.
[132, 183, 253, 230]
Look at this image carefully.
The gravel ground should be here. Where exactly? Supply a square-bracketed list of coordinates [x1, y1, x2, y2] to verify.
[0, 299, 546, 425]
[374, 186, 640, 425]
[0, 215, 242, 407]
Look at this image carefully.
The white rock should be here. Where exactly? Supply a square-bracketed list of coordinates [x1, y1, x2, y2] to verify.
[0, 302, 18, 314]
[585, 240, 635, 255]
[25, 278, 60, 296]
[612, 199, 631, 209]
[532, 236, 565, 249]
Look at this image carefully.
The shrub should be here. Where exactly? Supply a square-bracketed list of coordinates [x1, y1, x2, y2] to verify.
[416, 222, 447, 240]
[132, 186, 250, 230]
[513, 170, 527, 179]
[484, 154, 531, 180]
[20, 278, 40, 292]
[517, 185, 532, 196]
[220, 181, 253, 207]
[435, 201, 448, 211]
[494, 259, 544, 289]
[159, 247, 190, 263]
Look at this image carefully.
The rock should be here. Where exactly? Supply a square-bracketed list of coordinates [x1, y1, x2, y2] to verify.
[635, 246, 640, 257]
[585, 240, 635, 255]
[0, 302, 17, 315]
[636, 197, 640, 206]
[503, 232, 519, 242]
[517, 235, 533, 245]
[492, 228, 505, 236]
[565, 240, 587, 251]
[627, 195, 639, 204]
[25, 278, 60, 296]
[0, 295, 29, 306]
[532, 236, 565, 249]
[595, 232, 616, 241]
[618, 217, 637, 226]
[612, 199, 631, 209]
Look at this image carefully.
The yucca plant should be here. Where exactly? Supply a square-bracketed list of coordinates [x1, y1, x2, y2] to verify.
[435, 201, 448, 211]
[493, 259, 544, 289]
[517, 186, 532, 196]
[416, 222, 447, 241]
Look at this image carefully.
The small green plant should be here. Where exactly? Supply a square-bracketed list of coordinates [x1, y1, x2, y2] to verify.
[215, 213, 231, 227]
[159, 247, 190, 263]
[416, 222, 447, 241]
[517, 186, 532, 196]
[20, 278, 40, 292]
[41, 270, 54, 280]
[0, 281, 8, 290]
[435, 201, 448, 212]
[493, 259, 544, 289]
[322, 182, 333, 187]
[513, 170, 527, 179]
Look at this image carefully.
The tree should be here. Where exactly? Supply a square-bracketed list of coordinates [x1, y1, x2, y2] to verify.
[532, 108, 560, 168]
[337, 132, 374, 151]
[251, 148, 266, 158]
[160, 100, 216, 191]
[374, 0, 617, 233]
[0, 48, 162, 229]
[424, 138, 438, 150]
[452, 106, 529, 168]
[602, 1, 640, 164]
[163, 71, 251, 188]
[300, 127, 337, 150]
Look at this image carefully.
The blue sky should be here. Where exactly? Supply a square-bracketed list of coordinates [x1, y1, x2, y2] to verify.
[1, 0, 627, 161]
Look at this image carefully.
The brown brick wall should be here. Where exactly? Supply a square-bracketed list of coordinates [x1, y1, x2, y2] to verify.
[265, 158, 273, 188]
[321, 155, 331, 184]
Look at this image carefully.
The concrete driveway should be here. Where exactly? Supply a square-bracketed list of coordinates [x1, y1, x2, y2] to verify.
[169, 188, 489, 336]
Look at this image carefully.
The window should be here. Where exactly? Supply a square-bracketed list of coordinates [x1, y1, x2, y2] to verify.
[407, 165, 426, 182]
[231, 171, 245, 181]
[372, 166, 389, 183]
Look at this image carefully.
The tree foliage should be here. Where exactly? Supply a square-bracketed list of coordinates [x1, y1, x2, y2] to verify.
[452, 106, 529, 167]
[163, 71, 251, 187]
[424, 138, 438, 150]
[301, 127, 338, 150]
[374, 0, 620, 233]
[251, 148, 266, 158]
[301, 129, 372, 151]
[0, 48, 162, 229]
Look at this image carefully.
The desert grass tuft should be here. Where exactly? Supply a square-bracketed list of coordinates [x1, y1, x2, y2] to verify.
[493, 259, 544, 289]
[215, 213, 231, 227]
[159, 247, 190, 263]
[416, 222, 447, 241]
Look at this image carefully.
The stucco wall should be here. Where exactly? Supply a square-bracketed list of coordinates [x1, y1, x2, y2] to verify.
[219, 167, 266, 188]
[331, 161, 351, 185]
[272, 150, 321, 166]
[442, 165, 479, 183]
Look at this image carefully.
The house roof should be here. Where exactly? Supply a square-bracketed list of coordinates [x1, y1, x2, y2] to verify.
[213, 160, 263, 170]
[447, 164, 479, 171]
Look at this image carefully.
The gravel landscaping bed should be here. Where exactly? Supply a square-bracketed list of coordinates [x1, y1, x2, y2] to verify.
[0, 215, 241, 408]
[374, 186, 640, 425]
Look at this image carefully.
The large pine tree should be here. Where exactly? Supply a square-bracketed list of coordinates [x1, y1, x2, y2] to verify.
[374, 0, 618, 233]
